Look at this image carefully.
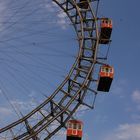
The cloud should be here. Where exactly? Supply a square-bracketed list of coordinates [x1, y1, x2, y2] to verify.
[104, 123, 140, 140]
[45, 1, 56, 12]
[74, 105, 89, 118]
[0, 107, 12, 115]
[45, 0, 69, 29]
[131, 114, 140, 121]
[132, 90, 140, 111]
[56, 12, 68, 29]
[132, 90, 140, 103]
[0, 1, 7, 30]
[93, 114, 108, 124]
[0, 106, 14, 126]
[11, 98, 38, 112]
[110, 79, 128, 98]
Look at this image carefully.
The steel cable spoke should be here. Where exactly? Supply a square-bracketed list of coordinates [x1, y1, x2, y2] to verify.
[0, 0, 105, 139]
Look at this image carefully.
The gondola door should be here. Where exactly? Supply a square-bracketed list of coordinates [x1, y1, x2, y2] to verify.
[72, 123, 78, 136]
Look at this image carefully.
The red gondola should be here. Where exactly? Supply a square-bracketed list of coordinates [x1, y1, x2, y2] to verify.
[97, 65, 114, 92]
[78, 0, 89, 9]
[67, 120, 83, 140]
[99, 18, 112, 44]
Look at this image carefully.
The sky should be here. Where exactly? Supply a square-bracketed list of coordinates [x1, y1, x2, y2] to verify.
[81, 0, 140, 140]
[0, 0, 140, 140]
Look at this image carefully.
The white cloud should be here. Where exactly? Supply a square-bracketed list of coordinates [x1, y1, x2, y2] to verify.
[45, 0, 69, 29]
[93, 114, 108, 123]
[0, 107, 13, 126]
[0, 107, 12, 115]
[56, 12, 68, 29]
[131, 114, 140, 120]
[0, 2, 7, 30]
[111, 79, 128, 98]
[132, 90, 140, 103]
[11, 98, 38, 112]
[74, 105, 89, 118]
[137, 105, 140, 111]
[45, 1, 56, 12]
[104, 123, 140, 140]
[131, 90, 140, 111]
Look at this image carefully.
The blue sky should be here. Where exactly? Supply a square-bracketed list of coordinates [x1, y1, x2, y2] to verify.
[0, 0, 140, 140]
[81, 0, 140, 140]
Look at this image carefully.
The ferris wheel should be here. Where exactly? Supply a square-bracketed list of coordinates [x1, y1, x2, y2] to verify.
[0, 0, 114, 139]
